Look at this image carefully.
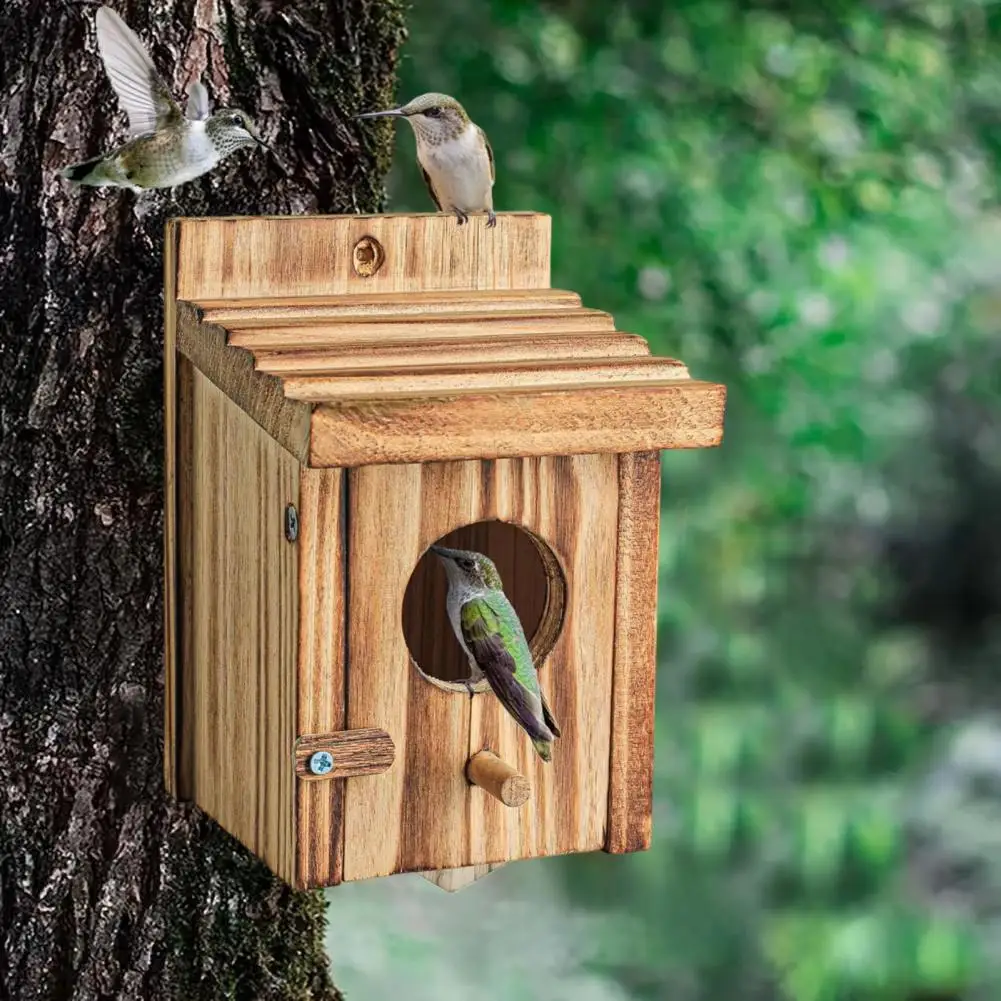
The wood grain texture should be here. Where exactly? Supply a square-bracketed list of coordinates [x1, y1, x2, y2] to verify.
[225, 309, 615, 349]
[310, 382, 727, 467]
[421, 864, 506, 892]
[282, 357, 688, 402]
[170, 214, 726, 470]
[195, 288, 581, 324]
[466, 751, 531, 808]
[605, 451, 662, 854]
[295, 729, 395, 780]
[176, 301, 312, 462]
[174, 213, 552, 300]
[341, 455, 618, 881]
[251, 333, 650, 375]
[295, 467, 347, 888]
[163, 220, 181, 797]
[180, 368, 299, 883]
[175, 358, 196, 801]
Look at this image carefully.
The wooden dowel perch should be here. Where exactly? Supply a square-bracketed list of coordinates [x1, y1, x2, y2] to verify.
[466, 750, 530, 807]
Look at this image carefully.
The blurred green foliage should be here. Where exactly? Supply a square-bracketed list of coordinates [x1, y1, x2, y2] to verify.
[373, 1, 1001, 997]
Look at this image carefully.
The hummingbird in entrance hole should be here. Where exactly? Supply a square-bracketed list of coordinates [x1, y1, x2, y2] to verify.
[430, 546, 560, 762]
[60, 6, 264, 192]
[355, 93, 496, 227]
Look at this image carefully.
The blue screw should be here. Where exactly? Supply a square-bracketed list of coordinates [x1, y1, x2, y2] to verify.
[309, 751, 334, 775]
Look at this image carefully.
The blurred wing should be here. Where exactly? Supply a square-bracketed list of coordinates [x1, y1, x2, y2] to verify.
[186, 80, 210, 121]
[478, 126, 495, 184]
[96, 7, 182, 135]
[460, 597, 552, 742]
[420, 165, 443, 210]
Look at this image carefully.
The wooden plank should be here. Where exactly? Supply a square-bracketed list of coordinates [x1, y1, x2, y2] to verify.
[295, 467, 347, 888]
[164, 219, 181, 797]
[175, 357, 196, 801]
[196, 288, 582, 325]
[174, 213, 552, 301]
[342, 455, 618, 880]
[467, 455, 618, 869]
[284, 357, 688, 403]
[309, 382, 727, 466]
[176, 301, 312, 463]
[226, 309, 615, 349]
[605, 452, 662, 854]
[181, 369, 299, 883]
[294, 729, 395, 780]
[342, 463, 473, 880]
[251, 333, 651, 375]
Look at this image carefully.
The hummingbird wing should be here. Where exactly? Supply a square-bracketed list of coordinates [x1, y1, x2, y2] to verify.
[420, 166, 443, 211]
[459, 595, 555, 744]
[186, 80, 210, 122]
[95, 7, 183, 136]
[477, 126, 495, 185]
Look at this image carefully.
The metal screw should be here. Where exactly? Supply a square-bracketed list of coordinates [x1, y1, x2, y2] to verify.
[352, 235, 385, 278]
[284, 504, 298, 542]
[309, 751, 334, 775]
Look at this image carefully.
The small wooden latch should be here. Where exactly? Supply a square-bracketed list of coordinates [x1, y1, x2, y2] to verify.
[294, 727, 395, 780]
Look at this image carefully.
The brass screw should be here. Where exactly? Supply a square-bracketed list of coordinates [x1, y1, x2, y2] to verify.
[352, 236, 385, 278]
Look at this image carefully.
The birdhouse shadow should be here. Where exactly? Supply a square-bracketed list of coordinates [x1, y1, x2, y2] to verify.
[402, 519, 567, 690]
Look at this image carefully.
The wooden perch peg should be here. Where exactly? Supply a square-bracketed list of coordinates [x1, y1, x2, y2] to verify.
[466, 750, 531, 807]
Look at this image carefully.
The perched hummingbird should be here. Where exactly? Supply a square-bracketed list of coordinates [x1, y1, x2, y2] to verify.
[60, 6, 263, 192]
[355, 93, 496, 227]
[430, 545, 560, 762]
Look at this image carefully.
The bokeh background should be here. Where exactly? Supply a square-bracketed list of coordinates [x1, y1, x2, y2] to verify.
[325, 2, 1001, 998]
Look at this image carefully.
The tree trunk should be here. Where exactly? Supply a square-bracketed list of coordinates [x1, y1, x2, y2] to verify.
[0, 2, 404, 998]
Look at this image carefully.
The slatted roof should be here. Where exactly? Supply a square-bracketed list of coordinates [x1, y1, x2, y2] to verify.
[175, 286, 725, 466]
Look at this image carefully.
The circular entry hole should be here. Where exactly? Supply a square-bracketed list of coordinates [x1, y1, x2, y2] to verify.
[402, 520, 566, 692]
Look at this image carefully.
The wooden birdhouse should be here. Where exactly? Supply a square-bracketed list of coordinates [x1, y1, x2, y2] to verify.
[163, 213, 726, 891]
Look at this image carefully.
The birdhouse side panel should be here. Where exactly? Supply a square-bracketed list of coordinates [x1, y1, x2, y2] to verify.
[605, 450, 662, 854]
[294, 466, 348, 888]
[339, 455, 619, 881]
[174, 360, 299, 884]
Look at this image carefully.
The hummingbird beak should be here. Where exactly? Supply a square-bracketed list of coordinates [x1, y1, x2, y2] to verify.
[354, 108, 406, 120]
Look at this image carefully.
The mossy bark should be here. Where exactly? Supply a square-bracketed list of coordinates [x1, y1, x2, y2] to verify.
[0, 2, 405, 998]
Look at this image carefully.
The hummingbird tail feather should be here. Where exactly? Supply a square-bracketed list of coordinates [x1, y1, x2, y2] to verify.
[61, 156, 111, 185]
[532, 737, 553, 762]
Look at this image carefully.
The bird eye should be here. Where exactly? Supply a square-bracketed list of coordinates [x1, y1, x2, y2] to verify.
[459, 559, 473, 571]
[425, 107, 441, 118]
[229, 114, 242, 125]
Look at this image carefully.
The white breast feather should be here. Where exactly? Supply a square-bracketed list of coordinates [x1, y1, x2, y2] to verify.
[420, 123, 493, 213]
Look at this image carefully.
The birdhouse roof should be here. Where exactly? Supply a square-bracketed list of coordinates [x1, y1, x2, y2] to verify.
[167, 214, 726, 466]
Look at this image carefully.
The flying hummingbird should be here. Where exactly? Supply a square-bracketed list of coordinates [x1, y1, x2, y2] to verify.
[430, 545, 560, 762]
[60, 6, 263, 192]
[355, 93, 496, 228]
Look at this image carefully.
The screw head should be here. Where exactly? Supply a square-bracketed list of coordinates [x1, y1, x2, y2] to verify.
[352, 235, 385, 278]
[309, 751, 334, 775]
[284, 504, 298, 542]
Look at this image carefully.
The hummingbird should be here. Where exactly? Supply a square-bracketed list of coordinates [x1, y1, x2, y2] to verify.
[430, 545, 560, 762]
[60, 6, 263, 192]
[355, 93, 497, 227]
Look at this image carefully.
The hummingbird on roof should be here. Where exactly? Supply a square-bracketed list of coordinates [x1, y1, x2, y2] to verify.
[430, 545, 560, 762]
[60, 6, 264, 192]
[355, 93, 497, 228]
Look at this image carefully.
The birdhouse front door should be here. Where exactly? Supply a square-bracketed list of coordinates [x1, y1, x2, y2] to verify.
[339, 454, 619, 881]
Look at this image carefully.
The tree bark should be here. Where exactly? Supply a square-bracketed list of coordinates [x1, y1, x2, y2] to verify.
[0, 2, 405, 998]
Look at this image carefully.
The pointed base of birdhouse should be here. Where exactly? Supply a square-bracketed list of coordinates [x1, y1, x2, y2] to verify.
[420, 863, 506, 893]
